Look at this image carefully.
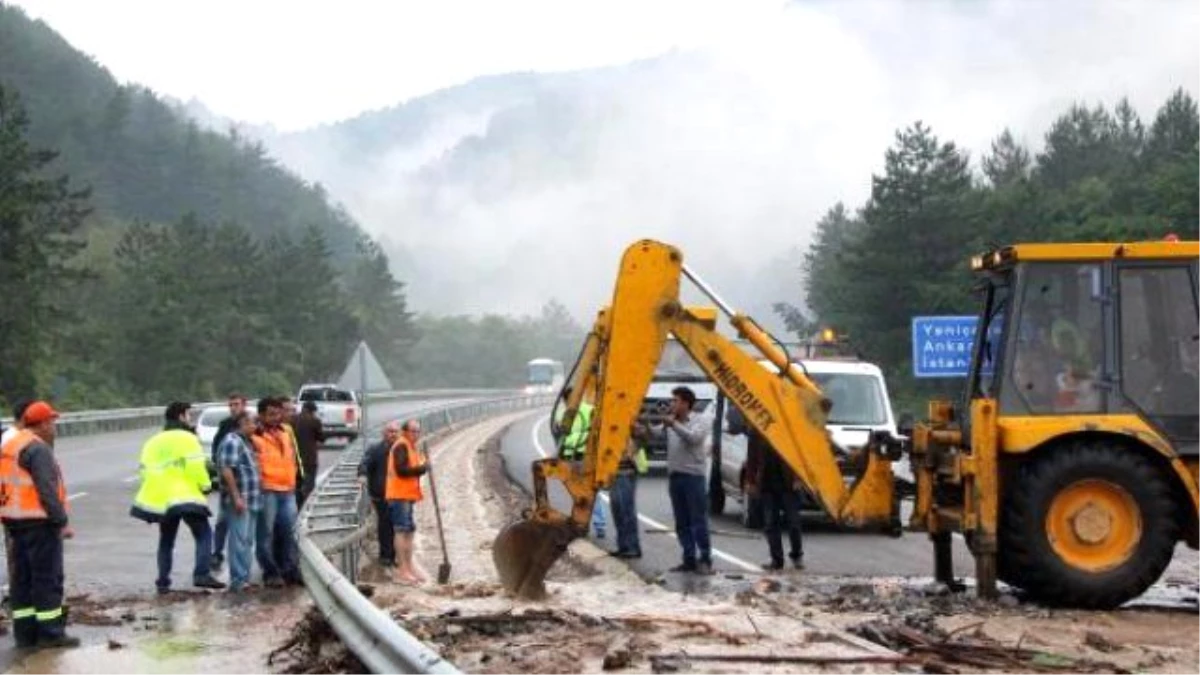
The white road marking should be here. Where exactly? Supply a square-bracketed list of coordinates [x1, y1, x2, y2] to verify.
[123, 474, 139, 483]
[530, 415, 758, 573]
[66, 492, 87, 501]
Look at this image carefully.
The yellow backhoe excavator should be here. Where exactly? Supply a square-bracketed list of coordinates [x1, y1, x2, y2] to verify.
[494, 238, 1199, 609]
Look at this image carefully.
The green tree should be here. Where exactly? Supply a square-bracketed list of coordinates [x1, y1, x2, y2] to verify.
[343, 236, 417, 381]
[799, 91, 1198, 415]
[1145, 88, 1199, 164]
[0, 85, 90, 405]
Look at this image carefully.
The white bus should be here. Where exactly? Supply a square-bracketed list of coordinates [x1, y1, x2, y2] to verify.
[524, 358, 565, 394]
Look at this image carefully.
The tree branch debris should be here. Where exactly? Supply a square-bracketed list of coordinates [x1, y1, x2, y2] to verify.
[851, 619, 1130, 674]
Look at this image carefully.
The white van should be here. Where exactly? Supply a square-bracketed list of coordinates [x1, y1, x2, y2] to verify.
[710, 357, 902, 528]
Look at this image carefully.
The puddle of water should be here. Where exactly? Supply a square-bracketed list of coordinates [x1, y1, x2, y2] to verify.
[2, 589, 308, 674]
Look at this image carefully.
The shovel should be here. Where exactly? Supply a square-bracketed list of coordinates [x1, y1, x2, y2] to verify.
[427, 462, 452, 584]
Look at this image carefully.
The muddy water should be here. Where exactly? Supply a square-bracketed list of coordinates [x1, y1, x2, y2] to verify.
[2, 589, 308, 674]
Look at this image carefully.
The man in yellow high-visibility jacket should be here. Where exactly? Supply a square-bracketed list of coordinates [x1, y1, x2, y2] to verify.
[554, 388, 605, 538]
[131, 402, 226, 594]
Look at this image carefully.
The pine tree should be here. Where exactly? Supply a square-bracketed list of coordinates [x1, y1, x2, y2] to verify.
[0, 85, 90, 405]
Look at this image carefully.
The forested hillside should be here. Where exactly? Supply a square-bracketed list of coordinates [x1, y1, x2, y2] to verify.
[0, 4, 361, 255]
[0, 5, 418, 409]
[799, 90, 1199, 414]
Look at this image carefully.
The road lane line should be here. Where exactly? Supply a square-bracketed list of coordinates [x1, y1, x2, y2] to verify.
[530, 415, 758, 573]
[67, 492, 87, 501]
[123, 474, 139, 483]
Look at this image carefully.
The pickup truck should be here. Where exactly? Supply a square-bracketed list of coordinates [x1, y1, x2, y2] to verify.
[296, 384, 362, 444]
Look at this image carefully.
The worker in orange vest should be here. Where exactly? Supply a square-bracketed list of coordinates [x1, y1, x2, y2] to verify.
[252, 397, 303, 587]
[385, 419, 429, 585]
[0, 401, 79, 650]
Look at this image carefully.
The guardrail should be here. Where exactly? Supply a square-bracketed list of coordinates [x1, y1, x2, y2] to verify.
[0, 389, 520, 438]
[298, 394, 552, 674]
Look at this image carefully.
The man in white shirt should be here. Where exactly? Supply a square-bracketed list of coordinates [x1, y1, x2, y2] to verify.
[654, 386, 715, 575]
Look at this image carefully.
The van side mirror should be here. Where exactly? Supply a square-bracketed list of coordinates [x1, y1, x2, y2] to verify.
[897, 412, 915, 437]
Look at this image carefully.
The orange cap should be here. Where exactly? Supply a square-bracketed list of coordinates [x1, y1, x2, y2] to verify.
[21, 401, 59, 426]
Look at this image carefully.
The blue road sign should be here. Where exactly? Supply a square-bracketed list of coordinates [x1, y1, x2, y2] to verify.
[912, 316, 978, 378]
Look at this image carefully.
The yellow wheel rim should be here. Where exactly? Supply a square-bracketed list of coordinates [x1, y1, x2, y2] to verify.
[1046, 479, 1142, 573]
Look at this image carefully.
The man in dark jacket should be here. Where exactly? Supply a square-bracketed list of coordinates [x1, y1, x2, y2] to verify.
[293, 401, 325, 508]
[356, 421, 399, 567]
[744, 428, 805, 571]
[0, 401, 80, 649]
[209, 393, 246, 571]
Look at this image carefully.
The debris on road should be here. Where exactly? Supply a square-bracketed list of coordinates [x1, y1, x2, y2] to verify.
[268, 608, 364, 675]
[740, 576, 1198, 674]
[849, 618, 1128, 673]
[354, 419, 902, 674]
[295, 415, 1198, 674]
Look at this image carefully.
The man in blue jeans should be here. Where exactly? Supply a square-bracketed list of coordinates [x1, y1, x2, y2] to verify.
[209, 393, 247, 571]
[130, 402, 225, 594]
[216, 411, 262, 592]
[656, 386, 714, 575]
[609, 427, 649, 559]
[252, 398, 302, 587]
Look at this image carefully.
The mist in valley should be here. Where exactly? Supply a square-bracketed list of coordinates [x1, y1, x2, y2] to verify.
[232, 1, 1200, 333]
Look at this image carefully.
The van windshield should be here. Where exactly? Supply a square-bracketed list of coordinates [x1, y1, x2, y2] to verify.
[299, 388, 354, 403]
[198, 407, 230, 425]
[810, 373, 889, 426]
[655, 341, 707, 381]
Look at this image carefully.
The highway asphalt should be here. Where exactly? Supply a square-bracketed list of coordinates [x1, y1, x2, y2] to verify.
[499, 410, 1199, 600]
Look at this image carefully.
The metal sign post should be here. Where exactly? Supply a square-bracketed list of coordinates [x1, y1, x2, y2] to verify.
[359, 341, 368, 442]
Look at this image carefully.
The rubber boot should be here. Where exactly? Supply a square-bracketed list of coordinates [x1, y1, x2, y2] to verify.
[13, 616, 38, 649]
[36, 616, 80, 650]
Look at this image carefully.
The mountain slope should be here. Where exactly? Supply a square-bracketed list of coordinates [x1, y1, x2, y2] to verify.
[0, 3, 361, 256]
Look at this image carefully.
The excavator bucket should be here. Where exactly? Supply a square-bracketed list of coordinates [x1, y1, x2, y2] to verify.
[492, 518, 578, 600]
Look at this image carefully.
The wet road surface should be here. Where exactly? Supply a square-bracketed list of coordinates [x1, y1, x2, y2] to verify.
[0, 397, 474, 673]
[501, 410, 972, 581]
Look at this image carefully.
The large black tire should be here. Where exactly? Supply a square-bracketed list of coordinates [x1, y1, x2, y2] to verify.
[999, 440, 1179, 609]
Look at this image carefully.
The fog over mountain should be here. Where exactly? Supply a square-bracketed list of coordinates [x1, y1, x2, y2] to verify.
[207, 1, 1196, 331]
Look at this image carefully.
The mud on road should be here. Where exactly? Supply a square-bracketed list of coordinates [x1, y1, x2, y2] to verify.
[286, 412, 1200, 674]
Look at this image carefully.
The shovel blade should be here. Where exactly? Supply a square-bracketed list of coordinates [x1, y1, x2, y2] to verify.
[437, 562, 452, 585]
[492, 518, 577, 600]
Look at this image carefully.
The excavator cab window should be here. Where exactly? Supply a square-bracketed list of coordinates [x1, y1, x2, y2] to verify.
[967, 273, 1010, 402]
[1115, 261, 1199, 452]
[999, 262, 1106, 416]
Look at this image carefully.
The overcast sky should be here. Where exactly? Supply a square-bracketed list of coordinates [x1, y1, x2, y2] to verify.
[11, 0, 797, 131]
[9, 0, 1199, 321]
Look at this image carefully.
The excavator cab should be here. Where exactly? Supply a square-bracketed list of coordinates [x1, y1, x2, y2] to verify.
[913, 239, 1200, 607]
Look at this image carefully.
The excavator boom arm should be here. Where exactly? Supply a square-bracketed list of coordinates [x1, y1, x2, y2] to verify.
[493, 240, 897, 598]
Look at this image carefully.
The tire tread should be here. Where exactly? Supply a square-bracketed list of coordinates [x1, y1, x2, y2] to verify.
[999, 440, 1178, 609]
